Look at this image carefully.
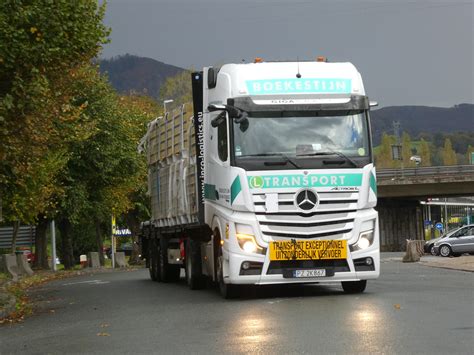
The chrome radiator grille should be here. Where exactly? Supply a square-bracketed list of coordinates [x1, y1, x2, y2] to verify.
[253, 191, 358, 239]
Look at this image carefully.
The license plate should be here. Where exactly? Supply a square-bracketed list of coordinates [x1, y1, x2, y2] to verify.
[269, 240, 347, 261]
[294, 269, 326, 278]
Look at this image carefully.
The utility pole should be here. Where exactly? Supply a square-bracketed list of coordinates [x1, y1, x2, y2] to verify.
[444, 198, 448, 230]
[111, 215, 116, 269]
[51, 220, 57, 272]
[391, 121, 403, 177]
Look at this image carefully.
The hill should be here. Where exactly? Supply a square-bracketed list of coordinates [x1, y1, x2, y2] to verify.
[98, 54, 472, 148]
[99, 54, 184, 98]
[370, 104, 473, 145]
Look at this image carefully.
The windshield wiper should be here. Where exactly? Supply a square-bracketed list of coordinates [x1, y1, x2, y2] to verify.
[297, 150, 358, 167]
[241, 153, 301, 169]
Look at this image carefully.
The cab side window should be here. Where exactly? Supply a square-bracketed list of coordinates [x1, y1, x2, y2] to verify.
[217, 114, 228, 162]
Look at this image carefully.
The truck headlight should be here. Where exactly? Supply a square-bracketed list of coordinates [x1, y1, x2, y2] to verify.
[235, 224, 265, 255]
[236, 234, 254, 252]
[350, 230, 374, 251]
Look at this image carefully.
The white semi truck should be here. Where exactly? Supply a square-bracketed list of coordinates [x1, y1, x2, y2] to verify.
[140, 58, 380, 298]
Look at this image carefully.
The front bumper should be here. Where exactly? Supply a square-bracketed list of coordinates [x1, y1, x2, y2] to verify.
[223, 246, 380, 285]
[216, 206, 380, 285]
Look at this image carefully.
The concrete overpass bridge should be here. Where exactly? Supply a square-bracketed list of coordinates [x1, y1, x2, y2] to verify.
[377, 165, 474, 198]
[375, 165, 474, 251]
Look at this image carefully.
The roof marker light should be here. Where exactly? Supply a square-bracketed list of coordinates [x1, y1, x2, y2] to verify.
[254, 57, 263, 63]
[316, 56, 328, 62]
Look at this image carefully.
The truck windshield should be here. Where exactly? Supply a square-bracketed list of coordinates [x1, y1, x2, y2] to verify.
[232, 111, 371, 170]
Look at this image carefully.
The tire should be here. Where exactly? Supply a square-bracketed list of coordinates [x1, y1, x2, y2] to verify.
[185, 239, 206, 290]
[342, 280, 367, 294]
[439, 244, 452, 257]
[429, 245, 437, 256]
[149, 239, 159, 282]
[159, 238, 181, 283]
[215, 231, 239, 299]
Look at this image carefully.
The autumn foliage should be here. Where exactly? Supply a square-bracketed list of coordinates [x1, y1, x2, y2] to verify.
[0, 1, 159, 267]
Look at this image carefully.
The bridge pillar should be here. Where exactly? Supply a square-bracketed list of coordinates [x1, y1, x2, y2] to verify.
[377, 199, 424, 251]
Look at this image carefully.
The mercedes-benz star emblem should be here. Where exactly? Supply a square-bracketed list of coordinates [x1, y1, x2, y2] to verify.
[295, 189, 318, 211]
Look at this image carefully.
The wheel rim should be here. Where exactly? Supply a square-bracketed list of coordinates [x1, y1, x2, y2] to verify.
[440, 245, 450, 257]
[430, 246, 437, 256]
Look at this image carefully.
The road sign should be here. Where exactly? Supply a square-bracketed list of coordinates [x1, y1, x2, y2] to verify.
[424, 220, 432, 227]
[435, 222, 443, 231]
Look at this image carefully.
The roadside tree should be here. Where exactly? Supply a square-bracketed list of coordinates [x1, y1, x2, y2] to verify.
[442, 138, 457, 166]
[0, 0, 109, 252]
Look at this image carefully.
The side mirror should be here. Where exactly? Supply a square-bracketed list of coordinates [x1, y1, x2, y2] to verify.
[210, 111, 226, 128]
[208, 104, 249, 131]
[369, 101, 379, 107]
[234, 111, 249, 132]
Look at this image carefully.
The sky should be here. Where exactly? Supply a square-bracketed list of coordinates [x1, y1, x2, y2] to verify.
[102, 0, 474, 107]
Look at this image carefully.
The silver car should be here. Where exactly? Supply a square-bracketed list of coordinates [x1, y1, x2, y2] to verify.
[424, 228, 459, 255]
[433, 224, 474, 257]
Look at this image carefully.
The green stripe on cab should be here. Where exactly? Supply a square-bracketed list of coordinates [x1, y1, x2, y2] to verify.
[230, 176, 242, 204]
[370, 172, 377, 196]
[204, 183, 217, 200]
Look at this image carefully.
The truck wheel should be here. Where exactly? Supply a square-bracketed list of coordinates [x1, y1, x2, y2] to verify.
[149, 240, 159, 281]
[159, 238, 181, 282]
[185, 239, 206, 290]
[341, 280, 367, 294]
[215, 234, 238, 299]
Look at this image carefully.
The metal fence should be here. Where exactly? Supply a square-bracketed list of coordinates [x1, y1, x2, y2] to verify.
[0, 225, 36, 249]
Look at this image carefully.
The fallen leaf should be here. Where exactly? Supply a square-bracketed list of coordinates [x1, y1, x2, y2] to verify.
[97, 332, 110, 337]
[100, 323, 109, 328]
[49, 309, 55, 313]
[394, 304, 401, 310]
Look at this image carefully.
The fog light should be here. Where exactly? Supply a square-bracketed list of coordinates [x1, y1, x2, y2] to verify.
[366, 257, 373, 265]
[242, 261, 250, 270]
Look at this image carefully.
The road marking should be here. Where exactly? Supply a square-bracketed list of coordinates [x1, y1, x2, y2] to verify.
[62, 280, 110, 286]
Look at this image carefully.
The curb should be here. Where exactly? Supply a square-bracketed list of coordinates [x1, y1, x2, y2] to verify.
[419, 261, 474, 273]
[382, 255, 474, 273]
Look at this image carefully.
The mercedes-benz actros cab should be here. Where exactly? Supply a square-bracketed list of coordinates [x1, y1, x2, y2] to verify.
[140, 57, 380, 298]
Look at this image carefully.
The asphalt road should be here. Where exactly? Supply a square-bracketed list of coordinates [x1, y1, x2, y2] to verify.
[1, 257, 473, 354]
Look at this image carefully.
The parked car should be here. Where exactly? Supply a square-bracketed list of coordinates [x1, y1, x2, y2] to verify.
[424, 228, 458, 255]
[433, 224, 474, 257]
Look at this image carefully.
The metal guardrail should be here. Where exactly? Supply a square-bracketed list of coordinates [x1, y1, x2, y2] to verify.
[377, 165, 474, 179]
[0, 225, 36, 249]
